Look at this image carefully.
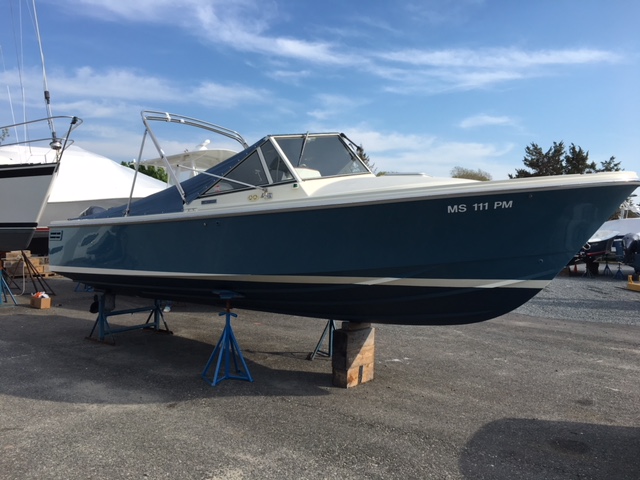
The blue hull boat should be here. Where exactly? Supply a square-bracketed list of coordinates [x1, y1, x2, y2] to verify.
[49, 112, 640, 325]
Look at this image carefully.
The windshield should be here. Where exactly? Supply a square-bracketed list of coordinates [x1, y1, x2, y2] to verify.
[275, 135, 369, 177]
[200, 134, 370, 197]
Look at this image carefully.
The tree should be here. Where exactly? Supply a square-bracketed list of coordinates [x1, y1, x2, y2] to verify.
[510, 142, 565, 178]
[510, 141, 621, 178]
[564, 143, 597, 174]
[599, 156, 622, 172]
[0, 127, 8, 144]
[121, 162, 168, 183]
[357, 145, 376, 173]
[450, 166, 492, 181]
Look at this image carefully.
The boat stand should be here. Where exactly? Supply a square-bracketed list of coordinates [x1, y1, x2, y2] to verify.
[613, 263, 625, 280]
[74, 282, 94, 292]
[4, 251, 56, 296]
[202, 293, 253, 386]
[87, 293, 172, 344]
[332, 322, 376, 388]
[0, 270, 18, 306]
[307, 319, 337, 360]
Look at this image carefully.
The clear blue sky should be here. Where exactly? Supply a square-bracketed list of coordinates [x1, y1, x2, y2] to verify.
[1, 0, 638, 179]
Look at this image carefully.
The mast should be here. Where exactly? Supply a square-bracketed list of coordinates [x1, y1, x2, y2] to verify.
[31, 0, 60, 150]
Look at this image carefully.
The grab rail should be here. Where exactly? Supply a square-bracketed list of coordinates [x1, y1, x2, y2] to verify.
[124, 111, 249, 216]
[0, 115, 83, 161]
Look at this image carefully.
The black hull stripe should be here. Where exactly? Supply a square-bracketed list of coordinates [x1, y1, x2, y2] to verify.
[0, 223, 38, 228]
[0, 163, 57, 179]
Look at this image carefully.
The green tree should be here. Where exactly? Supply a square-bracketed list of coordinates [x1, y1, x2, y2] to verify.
[510, 142, 565, 178]
[599, 156, 621, 172]
[450, 166, 492, 181]
[510, 141, 621, 178]
[564, 143, 596, 174]
[357, 145, 376, 173]
[121, 162, 168, 183]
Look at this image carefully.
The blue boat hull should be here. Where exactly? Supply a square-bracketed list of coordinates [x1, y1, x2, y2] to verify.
[50, 183, 635, 325]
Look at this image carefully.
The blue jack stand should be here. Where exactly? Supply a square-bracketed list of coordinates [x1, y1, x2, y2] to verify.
[75, 282, 94, 292]
[1, 270, 18, 306]
[614, 264, 625, 280]
[202, 293, 253, 386]
[307, 319, 337, 360]
[87, 293, 172, 344]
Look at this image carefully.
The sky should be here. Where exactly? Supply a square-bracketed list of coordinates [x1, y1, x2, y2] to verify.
[1, 0, 638, 179]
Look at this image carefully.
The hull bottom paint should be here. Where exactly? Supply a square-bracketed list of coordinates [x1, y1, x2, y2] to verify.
[49, 272, 543, 325]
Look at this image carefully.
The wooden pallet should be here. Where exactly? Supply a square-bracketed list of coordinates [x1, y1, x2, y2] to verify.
[1, 251, 51, 278]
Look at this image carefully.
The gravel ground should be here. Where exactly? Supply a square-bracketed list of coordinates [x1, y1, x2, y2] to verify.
[0, 270, 638, 479]
[516, 263, 640, 326]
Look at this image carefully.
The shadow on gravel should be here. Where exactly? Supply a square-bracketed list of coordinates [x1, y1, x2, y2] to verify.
[460, 418, 640, 480]
[0, 312, 332, 405]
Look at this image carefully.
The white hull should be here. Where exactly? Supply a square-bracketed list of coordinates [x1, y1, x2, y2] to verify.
[0, 163, 58, 251]
[1, 145, 166, 235]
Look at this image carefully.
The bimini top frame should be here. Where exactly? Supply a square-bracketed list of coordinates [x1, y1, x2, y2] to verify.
[125, 111, 250, 215]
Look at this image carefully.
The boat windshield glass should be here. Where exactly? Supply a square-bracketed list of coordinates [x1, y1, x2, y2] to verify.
[200, 134, 368, 196]
[260, 140, 294, 183]
[203, 150, 268, 194]
[275, 135, 369, 177]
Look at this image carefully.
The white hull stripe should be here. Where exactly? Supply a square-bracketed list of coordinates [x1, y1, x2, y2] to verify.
[52, 266, 550, 289]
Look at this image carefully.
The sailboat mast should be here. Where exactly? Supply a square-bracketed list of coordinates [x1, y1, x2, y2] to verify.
[30, 0, 60, 150]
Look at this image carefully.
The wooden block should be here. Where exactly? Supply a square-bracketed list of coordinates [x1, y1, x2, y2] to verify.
[332, 327, 375, 369]
[2, 250, 29, 259]
[28, 256, 47, 266]
[332, 325, 375, 388]
[332, 363, 375, 388]
[2, 260, 24, 269]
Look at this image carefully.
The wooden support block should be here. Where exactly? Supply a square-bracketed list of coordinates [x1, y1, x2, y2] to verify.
[1, 250, 29, 260]
[332, 323, 375, 388]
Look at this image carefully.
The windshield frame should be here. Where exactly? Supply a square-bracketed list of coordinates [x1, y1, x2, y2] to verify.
[198, 133, 372, 198]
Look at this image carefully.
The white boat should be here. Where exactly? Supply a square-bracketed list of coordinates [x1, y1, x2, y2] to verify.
[140, 143, 238, 186]
[40, 145, 167, 225]
[0, 1, 87, 252]
[0, 161, 58, 251]
[0, 116, 82, 251]
[0, 143, 167, 253]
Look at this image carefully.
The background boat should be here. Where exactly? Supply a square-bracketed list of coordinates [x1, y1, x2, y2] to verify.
[0, 161, 58, 251]
[0, 143, 166, 253]
[0, 116, 81, 252]
[140, 142, 237, 186]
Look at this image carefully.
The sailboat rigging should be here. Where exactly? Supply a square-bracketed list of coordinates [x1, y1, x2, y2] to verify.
[0, 0, 83, 251]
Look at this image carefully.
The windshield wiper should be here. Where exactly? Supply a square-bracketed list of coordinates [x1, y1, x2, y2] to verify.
[297, 132, 310, 167]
